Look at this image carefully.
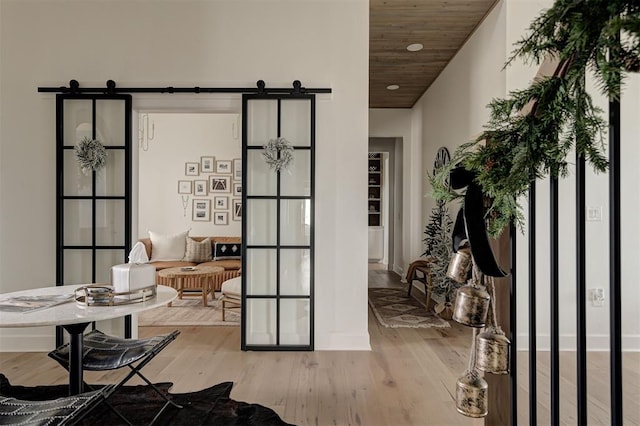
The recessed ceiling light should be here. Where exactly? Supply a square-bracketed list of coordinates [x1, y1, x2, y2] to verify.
[386, 84, 400, 90]
[407, 43, 424, 52]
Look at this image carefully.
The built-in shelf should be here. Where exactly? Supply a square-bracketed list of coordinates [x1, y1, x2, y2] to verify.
[368, 153, 382, 227]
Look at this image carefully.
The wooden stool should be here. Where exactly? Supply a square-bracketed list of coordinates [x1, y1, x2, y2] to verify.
[407, 264, 433, 309]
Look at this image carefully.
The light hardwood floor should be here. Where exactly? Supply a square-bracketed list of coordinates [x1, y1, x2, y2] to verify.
[0, 269, 637, 425]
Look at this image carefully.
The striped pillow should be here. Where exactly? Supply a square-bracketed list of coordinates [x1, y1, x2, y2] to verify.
[183, 237, 212, 262]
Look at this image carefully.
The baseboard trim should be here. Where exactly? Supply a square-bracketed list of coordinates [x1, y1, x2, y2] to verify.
[0, 334, 54, 352]
[317, 332, 371, 351]
[516, 333, 640, 352]
[395, 265, 406, 282]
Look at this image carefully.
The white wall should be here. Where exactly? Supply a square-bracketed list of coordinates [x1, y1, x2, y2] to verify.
[138, 113, 242, 238]
[0, 0, 370, 351]
[414, 0, 639, 350]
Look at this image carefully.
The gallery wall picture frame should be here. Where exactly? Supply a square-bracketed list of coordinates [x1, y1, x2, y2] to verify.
[232, 182, 242, 196]
[185, 162, 199, 176]
[232, 198, 242, 221]
[194, 180, 208, 196]
[201, 156, 215, 173]
[233, 158, 242, 181]
[192, 199, 211, 222]
[214, 196, 228, 210]
[210, 175, 230, 193]
[178, 180, 192, 194]
[214, 211, 228, 225]
[216, 160, 232, 174]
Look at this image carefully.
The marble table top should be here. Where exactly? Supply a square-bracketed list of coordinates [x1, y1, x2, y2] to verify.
[0, 284, 177, 327]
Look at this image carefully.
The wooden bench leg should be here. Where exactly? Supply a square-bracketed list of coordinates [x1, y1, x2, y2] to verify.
[222, 299, 227, 321]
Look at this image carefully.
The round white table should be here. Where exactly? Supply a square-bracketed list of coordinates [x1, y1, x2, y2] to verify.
[0, 284, 177, 395]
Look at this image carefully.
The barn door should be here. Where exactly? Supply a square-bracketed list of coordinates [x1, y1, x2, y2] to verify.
[56, 94, 132, 344]
[241, 94, 315, 350]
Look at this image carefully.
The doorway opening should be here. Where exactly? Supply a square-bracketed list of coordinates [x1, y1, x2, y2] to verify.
[367, 137, 402, 274]
[134, 109, 242, 329]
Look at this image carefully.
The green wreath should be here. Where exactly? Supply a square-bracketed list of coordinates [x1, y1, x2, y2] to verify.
[75, 137, 107, 175]
[262, 137, 294, 172]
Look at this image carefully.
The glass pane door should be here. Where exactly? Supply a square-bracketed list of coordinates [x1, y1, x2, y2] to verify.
[56, 94, 132, 343]
[242, 94, 314, 350]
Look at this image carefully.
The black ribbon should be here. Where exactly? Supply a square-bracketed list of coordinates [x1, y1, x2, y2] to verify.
[450, 166, 508, 278]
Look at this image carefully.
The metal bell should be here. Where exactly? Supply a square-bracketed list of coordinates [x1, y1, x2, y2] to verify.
[452, 284, 490, 327]
[455, 371, 488, 418]
[476, 329, 510, 374]
[446, 247, 472, 283]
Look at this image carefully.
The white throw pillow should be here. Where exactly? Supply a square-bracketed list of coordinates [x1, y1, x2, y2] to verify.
[149, 230, 189, 261]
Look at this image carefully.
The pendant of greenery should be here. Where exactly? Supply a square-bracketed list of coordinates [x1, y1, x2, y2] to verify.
[431, 0, 639, 237]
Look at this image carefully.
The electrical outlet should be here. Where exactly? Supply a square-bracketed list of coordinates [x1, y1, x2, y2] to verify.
[587, 206, 603, 222]
[590, 288, 605, 307]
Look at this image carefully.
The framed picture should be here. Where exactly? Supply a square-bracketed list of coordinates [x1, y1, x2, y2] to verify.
[216, 160, 232, 174]
[214, 211, 228, 225]
[214, 196, 228, 210]
[232, 199, 242, 221]
[185, 162, 199, 176]
[232, 182, 242, 196]
[192, 199, 211, 222]
[194, 180, 207, 196]
[178, 180, 192, 194]
[201, 156, 215, 173]
[233, 158, 242, 181]
[209, 175, 230, 193]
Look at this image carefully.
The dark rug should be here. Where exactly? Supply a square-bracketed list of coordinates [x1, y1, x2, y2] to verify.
[368, 288, 450, 329]
[0, 374, 293, 425]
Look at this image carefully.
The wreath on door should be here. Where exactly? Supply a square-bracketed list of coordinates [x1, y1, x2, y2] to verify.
[262, 137, 294, 172]
[75, 136, 107, 175]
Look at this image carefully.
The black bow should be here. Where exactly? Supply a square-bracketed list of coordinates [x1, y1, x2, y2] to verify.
[450, 166, 508, 278]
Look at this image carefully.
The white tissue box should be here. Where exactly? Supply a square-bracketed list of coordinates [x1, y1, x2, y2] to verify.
[111, 263, 156, 300]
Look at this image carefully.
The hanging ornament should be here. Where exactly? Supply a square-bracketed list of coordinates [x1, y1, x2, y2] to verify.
[476, 276, 511, 374]
[262, 137, 294, 172]
[453, 264, 490, 328]
[75, 136, 107, 175]
[476, 328, 510, 374]
[456, 328, 488, 418]
[446, 245, 472, 283]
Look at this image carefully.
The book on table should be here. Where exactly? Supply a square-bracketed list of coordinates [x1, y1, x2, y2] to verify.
[0, 294, 74, 313]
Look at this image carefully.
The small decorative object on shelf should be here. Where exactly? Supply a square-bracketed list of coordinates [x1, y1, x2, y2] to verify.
[75, 136, 107, 175]
[263, 137, 294, 172]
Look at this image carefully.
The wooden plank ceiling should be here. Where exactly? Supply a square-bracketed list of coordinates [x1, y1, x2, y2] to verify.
[370, 0, 498, 108]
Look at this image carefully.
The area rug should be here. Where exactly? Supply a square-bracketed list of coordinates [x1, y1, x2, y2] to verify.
[138, 297, 240, 327]
[368, 288, 450, 328]
[0, 374, 292, 425]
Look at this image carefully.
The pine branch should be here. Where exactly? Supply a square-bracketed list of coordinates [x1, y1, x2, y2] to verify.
[431, 0, 638, 237]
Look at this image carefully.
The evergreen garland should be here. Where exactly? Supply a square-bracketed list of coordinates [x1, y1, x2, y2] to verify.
[431, 0, 640, 237]
[423, 205, 461, 304]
